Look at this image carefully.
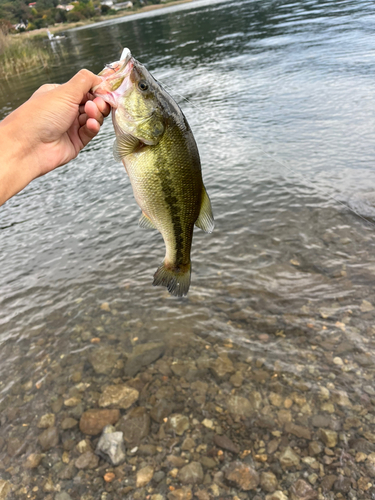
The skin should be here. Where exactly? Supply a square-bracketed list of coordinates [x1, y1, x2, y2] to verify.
[0, 69, 110, 207]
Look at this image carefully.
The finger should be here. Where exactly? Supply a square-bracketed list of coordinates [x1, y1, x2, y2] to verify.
[79, 113, 88, 126]
[93, 97, 111, 117]
[84, 100, 104, 125]
[62, 69, 103, 105]
[79, 118, 100, 147]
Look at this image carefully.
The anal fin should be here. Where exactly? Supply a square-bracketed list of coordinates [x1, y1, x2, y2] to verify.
[195, 188, 214, 233]
[139, 212, 157, 230]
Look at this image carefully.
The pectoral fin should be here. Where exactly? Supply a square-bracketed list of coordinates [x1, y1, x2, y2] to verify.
[139, 212, 157, 230]
[195, 188, 214, 233]
[113, 133, 140, 162]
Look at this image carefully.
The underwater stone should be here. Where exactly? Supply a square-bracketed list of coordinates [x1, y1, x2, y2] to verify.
[96, 425, 126, 466]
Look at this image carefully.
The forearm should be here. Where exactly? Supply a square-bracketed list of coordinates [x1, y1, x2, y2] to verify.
[0, 116, 38, 207]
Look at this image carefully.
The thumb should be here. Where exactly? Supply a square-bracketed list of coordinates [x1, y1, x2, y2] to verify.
[61, 69, 102, 104]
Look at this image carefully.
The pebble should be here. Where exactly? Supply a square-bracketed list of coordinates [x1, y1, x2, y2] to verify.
[279, 447, 300, 469]
[99, 384, 139, 409]
[96, 425, 126, 465]
[37, 413, 56, 428]
[55, 493, 73, 500]
[265, 492, 288, 500]
[213, 434, 239, 454]
[167, 488, 193, 500]
[0, 480, 11, 500]
[178, 462, 204, 485]
[224, 462, 260, 490]
[169, 414, 190, 435]
[227, 395, 253, 417]
[24, 453, 42, 469]
[202, 418, 214, 429]
[136, 465, 154, 487]
[181, 437, 196, 451]
[38, 426, 59, 451]
[75, 451, 99, 470]
[290, 479, 317, 500]
[319, 428, 338, 448]
[61, 417, 78, 430]
[79, 409, 120, 435]
[124, 341, 165, 377]
[117, 406, 150, 446]
[260, 472, 278, 493]
[89, 347, 120, 375]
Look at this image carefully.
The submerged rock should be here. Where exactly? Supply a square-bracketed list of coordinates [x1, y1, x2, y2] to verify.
[89, 347, 120, 375]
[79, 409, 120, 436]
[38, 426, 59, 451]
[75, 451, 99, 470]
[0, 480, 12, 500]
[178, 462, 204, 485]
[116, 406, 150, 446]
[169, 414, 190, 436]
[96, 425, 126, 466]
[99, 385, 139, 409]
[224, 461, 259, 490]
[136, 465, 154, 487]
[124, 341, 165, 377]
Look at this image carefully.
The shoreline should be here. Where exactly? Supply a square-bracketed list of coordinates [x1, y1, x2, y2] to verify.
[15, 0, 197, 38]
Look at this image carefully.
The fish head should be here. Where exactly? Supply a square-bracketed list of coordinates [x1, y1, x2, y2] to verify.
[92, 48, 165, 145]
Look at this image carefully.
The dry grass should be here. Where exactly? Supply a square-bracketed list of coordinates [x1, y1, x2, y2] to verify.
[0, 32, 53, 79]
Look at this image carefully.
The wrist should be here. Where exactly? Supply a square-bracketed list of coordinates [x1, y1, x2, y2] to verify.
[0, 114, 39, 206]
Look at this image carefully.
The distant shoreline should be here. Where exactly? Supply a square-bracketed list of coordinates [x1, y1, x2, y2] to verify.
[19, 0, 197, 37]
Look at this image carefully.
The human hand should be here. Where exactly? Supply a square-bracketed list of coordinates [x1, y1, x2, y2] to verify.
[0, 69, 110, 206]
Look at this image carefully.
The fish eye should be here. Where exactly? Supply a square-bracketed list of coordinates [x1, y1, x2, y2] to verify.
[138, 80, 149, 91]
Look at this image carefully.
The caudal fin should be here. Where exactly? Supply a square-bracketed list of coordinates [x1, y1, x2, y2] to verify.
[153, 262, 191, 297]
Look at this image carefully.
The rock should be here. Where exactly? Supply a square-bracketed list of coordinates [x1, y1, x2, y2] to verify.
[285, 423, 311, 440]
[79, 409, 120, 435]
[99, 385, 139, 409]
[7, 437, 25, 457]
[55, 493, 73, 500]
[211, 354, 235, 378]
[100, 302, 111, 311]
[224, 461, 260, 490]
[167, 488, 193, 500]
[178, 462, 204, 485]
[311, 415, 330, 428]
[319, 429, 338, 448]
[136, 465, 154, 487]
[116, 406, 150, 446]
[38, 427, 59, 451]
[89, 347, 120, 375]
[139, 444, 157, 456]
[75, 451, 99, 470]
[181, 437, 196, 451]
[202, 418, 214, 429]
[265, 492, 288, 500]
[167, 455, 187, 468]
[37, 413, 56, 428]
[96, 425, 126, 466]
[360, 300, 374, 312]
[290, 479, 317, 500]
[260, 472, 278, 493]
[230, 371, 244, 387]
[308, 441, 322, 456]
[213, 434, 239, 454]
[333, 475, 351, 493]
[24, 453, 42, 469]
[169, 414, 190, 436]
[124, 342, 165, 377]
[0, 480, 11, 500]
[321, 475, 337, 492]
[57, 462, 77, 480]
[269, 393, 284, 407]
[200, 456, 217, 469]
[227, 395, 253, 417]
[61, 417, 78, 430]
[279, 447, 300, 469]
[151, 399, 173, 423]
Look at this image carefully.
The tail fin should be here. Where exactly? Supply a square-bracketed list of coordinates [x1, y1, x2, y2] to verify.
[153, 261, 191, 297]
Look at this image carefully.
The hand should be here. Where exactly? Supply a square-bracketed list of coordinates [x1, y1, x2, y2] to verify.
[0, 69, 111, 206]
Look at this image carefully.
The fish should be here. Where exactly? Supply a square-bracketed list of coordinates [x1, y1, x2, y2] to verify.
[92, 48, 214, 297]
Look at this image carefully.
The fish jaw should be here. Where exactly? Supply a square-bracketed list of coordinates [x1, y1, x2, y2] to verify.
[92, 49, 134, 108]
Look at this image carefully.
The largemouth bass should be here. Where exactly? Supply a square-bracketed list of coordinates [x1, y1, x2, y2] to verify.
[92, 48, 214, 297]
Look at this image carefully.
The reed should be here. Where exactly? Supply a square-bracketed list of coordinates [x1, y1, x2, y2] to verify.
[0, 32, 53, 79]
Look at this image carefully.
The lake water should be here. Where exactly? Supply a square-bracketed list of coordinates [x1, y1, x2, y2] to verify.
[1, 0, 375, 498]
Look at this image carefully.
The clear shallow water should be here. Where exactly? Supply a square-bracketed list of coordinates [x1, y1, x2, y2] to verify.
[1, 0, 375, 498]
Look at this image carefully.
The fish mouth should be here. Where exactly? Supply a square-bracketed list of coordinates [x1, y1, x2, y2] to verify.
[91, 48, 134, 107]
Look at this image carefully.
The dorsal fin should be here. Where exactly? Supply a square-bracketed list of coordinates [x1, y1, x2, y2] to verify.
[195, 188, 214, 233]
[113, 133, 140, 162]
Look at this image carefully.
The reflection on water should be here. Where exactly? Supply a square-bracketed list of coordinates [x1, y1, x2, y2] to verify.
[1, 0, 375, 498]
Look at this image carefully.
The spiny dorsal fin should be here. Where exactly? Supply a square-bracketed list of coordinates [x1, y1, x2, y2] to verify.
[139, 212, 157, 230]
[113, 133, 140, 162]
[195, 188, 214, 233]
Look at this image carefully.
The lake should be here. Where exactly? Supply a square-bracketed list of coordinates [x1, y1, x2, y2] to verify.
[1, 0, 375, 498]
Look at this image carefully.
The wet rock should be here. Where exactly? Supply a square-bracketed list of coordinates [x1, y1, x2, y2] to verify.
[89, 347, 120, 375]
[57, 461, 77, 480]
[24, 453, 42, 469]
[136, 465, 154, 487]
[227, 395, 253, 417]
[7, 437, 25, 457]
[230, 371, 244, 387]
[360, 300, 374, 312]
[124, 342, 165, 377]
[151, 399, 173, 423]
[279, 447, 300, 469]
[285, 423, 311, 440]
[311, 415, 331, 428]
[116, 406, 150, 446]
[75, 451, 99, 470]
[169, 414, 190, 436]
[99, 385, 139, 409]
[167, 455, 187, 468]
[0, 480, 11, 500]
[260, 471, 278, 493]
[200, 456, 217, 469]
[178, 462, 204, 485]
[37, 413, 56, 428]
[321, 475, 337, 492]
[290, 479, 317, 500]
[333, 475, 351, 493]
[319, 429, 338, 448]
[181, 437, 195, 451]
[224, 461, 260, 490]
[167, 487, 192, 500]
[139, 444, 157, 456]
[96, 425, 126, 466]
[61, 417, 78, 430]
[213, 434, 239, 454]
[265, 492, 288, 500]
[38, 426, 59, 451]
[79, 409, 120, 435]
[308, 441, 322, 456]
[211, 354, 235, 378]
[55, 493, 73, 500]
